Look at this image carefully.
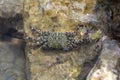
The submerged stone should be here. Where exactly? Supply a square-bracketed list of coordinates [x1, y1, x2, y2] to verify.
[0, 41, 26, 80]
[87, 36, 120, 80]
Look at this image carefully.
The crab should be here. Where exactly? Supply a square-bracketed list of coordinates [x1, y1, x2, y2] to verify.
[25, 25, 91, 51]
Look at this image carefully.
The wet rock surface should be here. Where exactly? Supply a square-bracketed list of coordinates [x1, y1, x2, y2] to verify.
[87, 36, 120, 80]
[0, 5, 26, 79]
[0, 0, 23, 18]
[0, 0, 119, 80]
[25, 40, 102, 80]
[0, 14, 23, 40]
[24, 0, 97, 33]
[0, 40, 26, 80]
[94, 0, 120, 40]
[23, 0, 103, 80]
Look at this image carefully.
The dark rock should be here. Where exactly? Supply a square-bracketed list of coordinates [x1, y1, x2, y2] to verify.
[0, 14, 23, 40]
[94, 0, 120, 40]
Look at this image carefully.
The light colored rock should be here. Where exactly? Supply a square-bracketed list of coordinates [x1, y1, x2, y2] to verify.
[0, 41, 26, 80]
[25, 41, 102, 80]
[87, 36, 120, 80]
[24, 0, 97, 34]
[0, 0, 23, 18]
[23, 0, 102, 80]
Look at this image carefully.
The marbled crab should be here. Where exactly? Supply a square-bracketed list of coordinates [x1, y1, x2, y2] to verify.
[25, 25, 91, 51]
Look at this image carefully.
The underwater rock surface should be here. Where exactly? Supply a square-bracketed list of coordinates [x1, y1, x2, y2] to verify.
[24, 0, 97, 34]
[0, 40, 26, 80]
[0, 14, 23, 38]
[25, 40, 101, 80]
[0, 0, 23, 18]
[87, 36, 120, 80]
[24, 0, 103, 80]
[94, 0, 120, 40]
[0, 0, 119, 80]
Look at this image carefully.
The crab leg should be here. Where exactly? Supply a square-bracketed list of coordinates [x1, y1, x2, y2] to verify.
[29, 26, 42, 35]
[25, 35, 45, 49]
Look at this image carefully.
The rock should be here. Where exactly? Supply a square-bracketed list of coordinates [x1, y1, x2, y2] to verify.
[0, 41, 26, 80]
[25, 41, 102, 80]
[87, 36, 120, 80]
[23, 0, 120, 79]
[0, 0, 23, 18]
[23, 0, 97, 34]
[0, 14, 23, 40]
[94, 0, 120, 40]
[0, 0, 23, 39]
[23, 0, 103, 80]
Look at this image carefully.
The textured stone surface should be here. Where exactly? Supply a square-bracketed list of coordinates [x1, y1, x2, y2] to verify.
[94, 0, 120, 39]
[23, 0, 120, 80]
[0, 0, 23, 39]
[0, 40, 26, 80]
[87, 36, 120, 80]
[23, 0, 103, 80]
[0, 14, 23, 37]
[24, 0, 97, 34]
[26, 41, 102, 80]
[0, 0, 23, 18]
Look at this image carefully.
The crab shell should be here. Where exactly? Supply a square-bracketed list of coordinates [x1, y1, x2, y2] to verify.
[48, 32, 68, 49]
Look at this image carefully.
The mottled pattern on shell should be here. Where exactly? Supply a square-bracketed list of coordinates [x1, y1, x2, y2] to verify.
[26, 25, 92, 51]
[48, 33, 68, 49]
